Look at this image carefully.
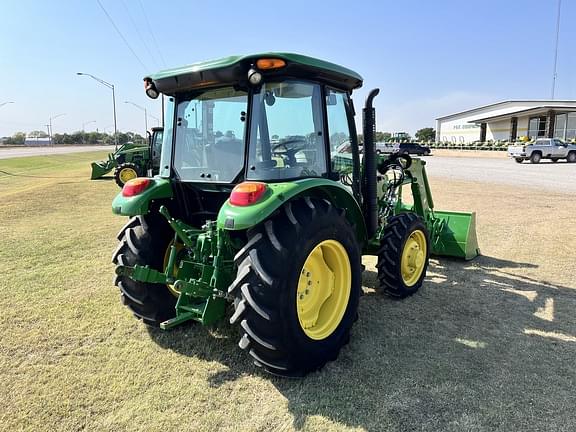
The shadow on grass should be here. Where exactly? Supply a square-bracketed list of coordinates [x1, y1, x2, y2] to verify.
[149, 255, 576, 431]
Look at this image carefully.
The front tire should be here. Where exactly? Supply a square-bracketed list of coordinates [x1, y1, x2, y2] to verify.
[515, 158, 524, 164]
[567, 151, 576, 163]
[112, 215, 177, 326]
[377, 213, 430, 298]
[228, 198, 361, 377]
[114, 162, 140, 187]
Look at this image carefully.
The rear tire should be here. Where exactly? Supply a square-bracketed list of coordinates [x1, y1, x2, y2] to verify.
[530, 153, 541, 164]
[377, 213, 430, 298]
[112, 215, 177, 327]
[228, 198, 361, 377]
[114, 162, 140, 187]
[567, 151, 576, 163]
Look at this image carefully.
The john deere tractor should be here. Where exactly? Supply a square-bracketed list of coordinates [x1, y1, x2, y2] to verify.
[90, 127, 163, 187]
[111, 53, 479, 377]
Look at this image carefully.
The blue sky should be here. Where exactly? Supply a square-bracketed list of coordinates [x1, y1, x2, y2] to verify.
[1, 0, 574, 137]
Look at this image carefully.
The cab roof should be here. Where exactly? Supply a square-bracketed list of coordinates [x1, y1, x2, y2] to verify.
[146, 52, 363, 95]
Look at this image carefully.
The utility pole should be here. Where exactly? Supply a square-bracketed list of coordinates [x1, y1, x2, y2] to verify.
[551, 0, 562, 99]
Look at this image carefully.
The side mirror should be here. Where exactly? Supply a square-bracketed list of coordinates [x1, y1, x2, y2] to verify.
[326, 94, 337, 106]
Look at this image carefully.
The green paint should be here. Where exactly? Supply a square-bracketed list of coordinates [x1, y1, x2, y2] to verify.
[111, 178, 173, 216]
[115, 207, 235, 327]
[217, 178, 367, 244]
[149, 52, 363, 95]
[374, 157, 479, 260]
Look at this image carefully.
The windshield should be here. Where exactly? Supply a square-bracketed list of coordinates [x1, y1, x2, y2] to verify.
[247, 80, 327, 180]
[174, 87, 248, 182]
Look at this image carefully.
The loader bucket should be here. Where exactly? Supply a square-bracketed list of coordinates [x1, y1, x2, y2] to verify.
[90, 160, 114, 179]
[430, 210, 480, 260]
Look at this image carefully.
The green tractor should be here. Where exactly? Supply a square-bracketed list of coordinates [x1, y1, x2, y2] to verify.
[90, 127, 164, 187]
[111, 53, 479, 377]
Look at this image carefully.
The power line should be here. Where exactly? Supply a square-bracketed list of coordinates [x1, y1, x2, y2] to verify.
[137, 0, 167, 68]
[95, 0, 149, 72]
[119, 0, 161, 70]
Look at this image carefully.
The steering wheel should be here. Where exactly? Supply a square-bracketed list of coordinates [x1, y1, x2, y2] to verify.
[272, 138, 307, 166]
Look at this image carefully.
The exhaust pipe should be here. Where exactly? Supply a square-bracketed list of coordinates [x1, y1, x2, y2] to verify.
[362, 88, 380, 239]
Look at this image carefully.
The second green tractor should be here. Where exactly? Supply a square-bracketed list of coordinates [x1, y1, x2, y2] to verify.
[111, 53, 479, 377]
[91, 127, 163, 187]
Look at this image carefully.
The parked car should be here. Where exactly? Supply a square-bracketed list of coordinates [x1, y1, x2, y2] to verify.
[375, 142, 394, 154]
[508, 138, 576, 164]
[375, 142, 431, 156]
[393, 142, 431, 156]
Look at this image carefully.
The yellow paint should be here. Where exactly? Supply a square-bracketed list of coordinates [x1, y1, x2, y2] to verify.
[400, 230, 427, 286]
[119, 167, 138, 184]
[296, 240, 351, 340]
[163, 240, 184, 297]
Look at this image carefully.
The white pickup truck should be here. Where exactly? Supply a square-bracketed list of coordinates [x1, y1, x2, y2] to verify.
[508, 138, 576, 164]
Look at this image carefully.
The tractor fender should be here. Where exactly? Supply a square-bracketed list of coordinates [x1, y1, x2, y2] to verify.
[217, 178, 367, 244]
[112, 177, 173, 216]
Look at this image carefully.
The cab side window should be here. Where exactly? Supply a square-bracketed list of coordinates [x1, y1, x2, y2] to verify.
[326, 89, 352, 174]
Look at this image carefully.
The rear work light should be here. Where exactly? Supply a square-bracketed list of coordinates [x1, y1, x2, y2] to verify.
[122, 178, 150, 197]
[230, 182, 268, 206]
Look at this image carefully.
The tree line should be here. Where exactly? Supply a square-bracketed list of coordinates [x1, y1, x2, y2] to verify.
[357, 128, 435, 144]
[2, 131, 146, 145]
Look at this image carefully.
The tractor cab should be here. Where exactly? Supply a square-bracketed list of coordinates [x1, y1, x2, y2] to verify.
[141, 53, 363, 226]
[148, 126, 164, 176]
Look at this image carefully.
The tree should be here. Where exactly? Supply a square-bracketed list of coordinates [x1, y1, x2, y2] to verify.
[415, 128, 436, 142]
[5, 132, 26, 144]
[375, 131, 391, 142]
[28, 130, 48, 138]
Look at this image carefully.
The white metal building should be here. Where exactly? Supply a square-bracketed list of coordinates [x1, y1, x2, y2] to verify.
[436, 100, 576, 144]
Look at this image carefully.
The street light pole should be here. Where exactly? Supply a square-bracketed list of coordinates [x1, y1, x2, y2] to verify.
[76, 73, 118, 150]
[148, 113, 161, 127]
[49, 113, 66, 145]
[82, 120, 96, 144]
[82, 120, 96, 131]
[124, 101, 148, 137]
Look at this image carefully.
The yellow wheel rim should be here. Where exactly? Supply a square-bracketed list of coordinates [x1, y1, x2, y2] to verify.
[296, 240, 351, 340]
[119, 167, 138, 184]
[400, 230, 427, 286]
[163, 240, 184, 297]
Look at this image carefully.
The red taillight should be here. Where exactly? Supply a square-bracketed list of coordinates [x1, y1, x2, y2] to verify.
[122, 178, 150, 197]
[229, 182, 268, 206]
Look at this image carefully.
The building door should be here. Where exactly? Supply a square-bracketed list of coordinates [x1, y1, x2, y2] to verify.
[509, 117, 518, 142]
[480, 123, 487, 142]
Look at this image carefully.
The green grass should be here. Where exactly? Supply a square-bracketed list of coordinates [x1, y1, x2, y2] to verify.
[0, 153, 575, 431]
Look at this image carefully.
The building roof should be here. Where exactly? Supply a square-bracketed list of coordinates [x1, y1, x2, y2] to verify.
[468, 106, 576, 123]
[436, 100, 576, 121]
